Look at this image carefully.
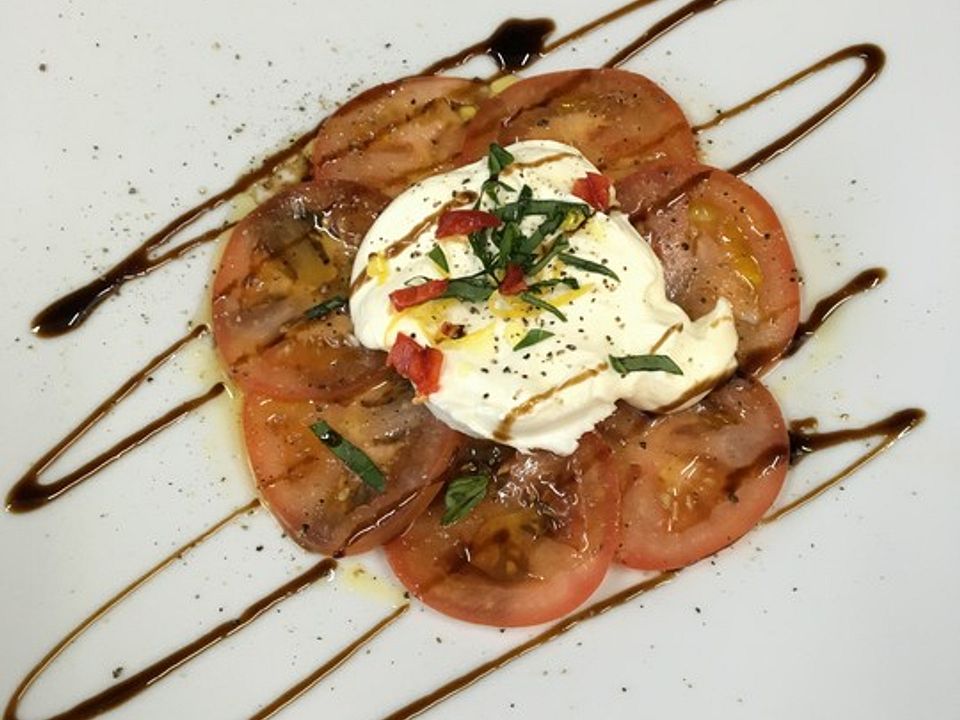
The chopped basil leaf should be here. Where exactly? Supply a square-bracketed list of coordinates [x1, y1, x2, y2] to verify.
[525, 236, 570, 276]
[304, 295, 347, 320]
[441, 475, 489, 526]
[609, 354, 683, 376]
[427, 244, 449, 273]
[477, 178, 515, 206]
[496, 222, 521, 265]
[443, 276, 496, 302]
[517, 211, 566, 256]
[520, 291, 567, 321]
[309, 420, 385, 492]
[526, 277, 579, 293]
[487, 143, 515, 176]
[468, 228, 496, 272]
[513, 328, 555, 351]
[558, 253, 621, 281]
[495, 198, 588, 219]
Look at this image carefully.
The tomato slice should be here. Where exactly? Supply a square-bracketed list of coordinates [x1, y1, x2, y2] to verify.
[312, 76, 489, 197]
[600, 377, 788, 571]
[385, 434, 620, 627]
[460, 69, 697, 178]
[243, 375, 463, 555]
[616, 162, 801, 374]
[211, 181, 389, 402]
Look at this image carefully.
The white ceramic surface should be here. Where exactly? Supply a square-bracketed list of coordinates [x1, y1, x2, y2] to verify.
[2, 0, 958, 718]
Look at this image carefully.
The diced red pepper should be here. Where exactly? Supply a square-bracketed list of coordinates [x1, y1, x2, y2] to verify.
[436, 209, 502, 238]
[572, 172, 613, 212]
[387, 332, 444, 395]
[389, 279, 449, 311]
[498, 263, 528, 296]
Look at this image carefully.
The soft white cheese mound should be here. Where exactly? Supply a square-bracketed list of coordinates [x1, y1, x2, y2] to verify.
[350, 141, 737, 455]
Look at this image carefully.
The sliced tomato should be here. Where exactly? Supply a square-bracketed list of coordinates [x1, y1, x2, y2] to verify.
[459, 69, 697, 178]
[211, 181, 390, 402]
[599, 377, 788, 571]
[312, 76, 489, 197]
[435, 209, 502, 238]
[243, 375, 463, 555]
[616, 162, 801, 374]
[385, 434, 620, 627]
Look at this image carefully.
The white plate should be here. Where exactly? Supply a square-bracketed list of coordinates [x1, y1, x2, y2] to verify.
[2, 0, 959, 718]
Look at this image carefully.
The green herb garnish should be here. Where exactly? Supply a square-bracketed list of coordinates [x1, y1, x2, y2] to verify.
[310, 420, 385, 492]
[304, 295, 347, 320]
[558, 253, 621, 281]
[443, 275, 496, 302]
[525, 236, 570, 276]
[519, 292, 567, 321]
[441, 475, 489, 526]
[513, 329, 555, 351]
[427, 244, 449, 273]
[609, 354, 683, 376]
[487, 143, 515, 176]
[526, 277, 579, 293]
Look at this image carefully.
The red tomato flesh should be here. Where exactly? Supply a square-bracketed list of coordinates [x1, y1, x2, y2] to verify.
[312, 76, 489, 197]
[386, 434, 620, 626]
[616, 162, 801, 375]
[243, 375, 462, 555]
[211, 181, 389, 402]
[600, 377, 788, 571]
[460, 69, 697, 178]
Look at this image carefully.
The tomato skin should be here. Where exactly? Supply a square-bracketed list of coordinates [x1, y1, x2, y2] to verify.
[385, 434, 621, 627]
[460, 69, 697, 178]
[572, 172, 613, 211]
[435, 209, 502, 238]
[387, 333, 443, 395]
[616, 162, 800, 375]
[498, 263, 527, 295]
[389, 279, 449, 311]
[600, 377, 788, 571]
[312, 76, 488, 197]
[243, 377, 463, 555]
[211, 180, 389, 402]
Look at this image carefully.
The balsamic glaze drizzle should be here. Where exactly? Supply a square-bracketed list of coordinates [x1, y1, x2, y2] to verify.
[2, 500, 261, 720]
[6, 1, 920, 719]
[784, 268, 886, 359]
[5, 325, 218, 513]
[376, 409, 923, 720]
